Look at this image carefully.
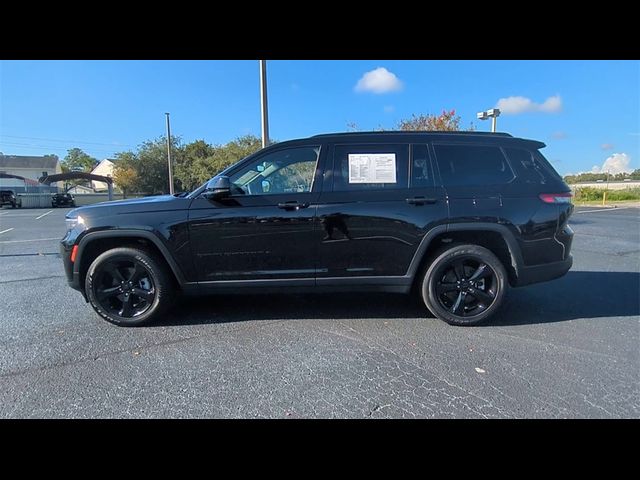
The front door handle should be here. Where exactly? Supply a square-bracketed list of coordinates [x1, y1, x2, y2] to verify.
[277, 201, 309, 211]
[406, 196, 437, 206]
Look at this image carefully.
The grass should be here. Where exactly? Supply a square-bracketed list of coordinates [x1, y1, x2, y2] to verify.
[571, 186, 640, 202]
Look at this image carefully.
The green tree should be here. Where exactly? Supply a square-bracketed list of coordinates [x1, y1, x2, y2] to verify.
[397, 110, 474, 131]
[112, 152, 139, 197]
[63, 148, 97, 172]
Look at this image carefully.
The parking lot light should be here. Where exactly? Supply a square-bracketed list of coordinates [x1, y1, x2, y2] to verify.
[476, 108, 501, 132]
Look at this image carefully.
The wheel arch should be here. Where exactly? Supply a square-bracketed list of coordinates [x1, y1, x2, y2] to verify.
[407, 223, 524, 288]
[74, 230, 186, 290]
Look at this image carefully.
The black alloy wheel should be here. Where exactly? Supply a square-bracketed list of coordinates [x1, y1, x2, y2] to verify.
[85, 247, 174, 326]
[434, 257, 497, 317]
[422, 244, 507, 326]
[93, 257, 156, 318]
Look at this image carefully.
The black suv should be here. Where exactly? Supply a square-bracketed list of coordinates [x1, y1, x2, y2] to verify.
[0, 190, 22, 208]
[61, 132, 574, 327]
[52, 193, 76, 208]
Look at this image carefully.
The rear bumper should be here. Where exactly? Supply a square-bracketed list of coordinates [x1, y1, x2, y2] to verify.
[513, 255, 573, 287]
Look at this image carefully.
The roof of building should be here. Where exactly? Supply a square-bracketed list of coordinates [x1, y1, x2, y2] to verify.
[0, 155, 60, 169]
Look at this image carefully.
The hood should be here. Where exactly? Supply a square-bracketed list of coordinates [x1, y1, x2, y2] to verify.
[69, 194, 191, 218]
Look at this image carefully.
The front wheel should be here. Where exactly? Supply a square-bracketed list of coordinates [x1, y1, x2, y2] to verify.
[421, 244, 507, 326]
[85, 247, 175, 326]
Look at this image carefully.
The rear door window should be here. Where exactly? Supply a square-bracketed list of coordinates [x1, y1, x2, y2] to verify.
[433, 144, 515, 186]
[332, 144, 409, 191]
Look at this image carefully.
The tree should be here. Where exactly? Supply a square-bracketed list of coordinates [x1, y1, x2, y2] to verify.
[112, 152, 139, 198]
[397, 110, 474, 131]
[63, 148, 97, 172]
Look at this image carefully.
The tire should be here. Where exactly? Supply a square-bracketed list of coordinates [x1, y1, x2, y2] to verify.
[11, 202, 16, 209]
[421, 244, 507, 326]
[85, 247, 175, 326]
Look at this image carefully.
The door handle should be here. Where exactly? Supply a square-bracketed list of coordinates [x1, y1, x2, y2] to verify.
[406, 197, 437, 206]
[277, 201, 309, 211]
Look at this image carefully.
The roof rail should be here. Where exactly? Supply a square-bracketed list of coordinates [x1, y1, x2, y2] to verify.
[311, 131, 513, 138]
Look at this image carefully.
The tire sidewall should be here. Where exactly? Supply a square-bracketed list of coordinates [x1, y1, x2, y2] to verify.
[85, 248, 168, 327]
[422, 245, 507, 326]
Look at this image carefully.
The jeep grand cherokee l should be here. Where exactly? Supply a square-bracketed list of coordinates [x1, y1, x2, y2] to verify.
[60, 131, 574, 326]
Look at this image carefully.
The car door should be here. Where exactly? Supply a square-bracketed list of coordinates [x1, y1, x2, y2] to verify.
[188, 144, 325, 283]
[315, 142, 448, 284]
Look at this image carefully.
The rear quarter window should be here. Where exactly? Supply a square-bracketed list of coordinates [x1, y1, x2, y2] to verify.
[433, 144, 514, 186]
[504, 147, 548, 184]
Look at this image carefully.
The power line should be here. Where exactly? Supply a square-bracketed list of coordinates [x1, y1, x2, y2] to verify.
[0, 141, 124, 156]
[0, 134, 135, 148]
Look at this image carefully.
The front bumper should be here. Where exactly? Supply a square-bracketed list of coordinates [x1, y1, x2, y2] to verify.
[60, 242, 83, 293]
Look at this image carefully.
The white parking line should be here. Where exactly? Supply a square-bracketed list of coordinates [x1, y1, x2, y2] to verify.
[35, 210, 54, 220]
[0, 237, 60, 244]
[0, 228, 15, 235]
[575, 207, 633, 214]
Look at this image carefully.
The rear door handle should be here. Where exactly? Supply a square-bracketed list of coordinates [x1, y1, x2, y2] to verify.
[406, 197, 437, 206]
[277, 201, 309, 210]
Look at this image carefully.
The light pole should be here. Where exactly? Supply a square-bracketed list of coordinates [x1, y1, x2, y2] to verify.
[165, 112, 174, 195]
[477, 108, 501, 133]
[259, 60, 270, 148]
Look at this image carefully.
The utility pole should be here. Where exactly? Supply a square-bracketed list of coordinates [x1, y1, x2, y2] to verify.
[259, 60, 270, 148]
[165, 112, 174, 195]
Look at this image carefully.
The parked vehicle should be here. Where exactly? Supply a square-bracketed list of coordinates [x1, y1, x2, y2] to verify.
[0, 190, 22, 208]
[52, 193, 76, 208]
[60, 131, 574, 327]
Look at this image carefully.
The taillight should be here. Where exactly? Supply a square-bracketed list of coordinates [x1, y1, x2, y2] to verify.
[539, 192, 572, 204]
[70, 245, 78, 263]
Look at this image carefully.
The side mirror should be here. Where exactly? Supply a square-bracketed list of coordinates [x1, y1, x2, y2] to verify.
[203, 176, 231, 201]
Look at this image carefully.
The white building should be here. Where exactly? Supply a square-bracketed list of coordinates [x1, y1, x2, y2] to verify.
[91, 159, 115, 191]
[0, 155, 63, 189]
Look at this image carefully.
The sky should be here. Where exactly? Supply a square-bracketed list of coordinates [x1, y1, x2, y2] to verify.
[0, 60, 638, 176]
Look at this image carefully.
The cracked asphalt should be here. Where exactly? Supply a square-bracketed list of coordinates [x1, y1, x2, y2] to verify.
[0, 206, 638, 418]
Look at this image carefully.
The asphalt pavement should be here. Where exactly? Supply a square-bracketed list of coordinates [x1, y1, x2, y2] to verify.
[0, 205, 638, 418]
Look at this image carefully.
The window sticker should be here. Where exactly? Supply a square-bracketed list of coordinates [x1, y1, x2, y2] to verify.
[348, 153, 397, 183]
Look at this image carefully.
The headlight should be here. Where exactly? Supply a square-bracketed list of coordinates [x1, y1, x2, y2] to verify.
[65, 215, 85, 232]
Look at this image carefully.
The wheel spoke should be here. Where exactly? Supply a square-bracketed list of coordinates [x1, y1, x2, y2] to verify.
[128, 263, 144, 282]
[104, 263, 125, 282]
[467, 287, 495, 306]
[96, 286, 120, 301]
[451, 292, 466, 315]
[436, 283, 458, 296]
[469, 263, 491, 281]
[119, 295, 133, 317]
[452, 260, 466, 281]
[132, 288, 153, 301]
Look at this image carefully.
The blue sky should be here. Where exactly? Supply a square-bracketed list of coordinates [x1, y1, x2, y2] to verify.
[1, 60, 638, 176]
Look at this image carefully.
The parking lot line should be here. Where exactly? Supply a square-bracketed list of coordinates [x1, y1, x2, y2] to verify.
[0, 237, 60, 244]
[35, 210, 54, 220]
[575, 207, 633, 214]
[0, 228, 15, 235]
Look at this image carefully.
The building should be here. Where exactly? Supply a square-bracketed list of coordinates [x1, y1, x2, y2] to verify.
[90, 159, 115, 191]
[0, 154, 63, 190]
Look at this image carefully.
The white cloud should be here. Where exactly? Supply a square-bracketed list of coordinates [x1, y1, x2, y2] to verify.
[552, 131, 568, 140]
[601, 143, 614, 150]
[383, 105, 395, 113]
[600, 153, 632, 175]
[591, 165, 601, 173]
[354, 67, 403, 94]
[496, 95, 562, 115]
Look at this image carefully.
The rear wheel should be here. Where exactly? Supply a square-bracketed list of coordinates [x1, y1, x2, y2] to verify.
[85, 247, 174, 326]
[421, 244, 507, 326]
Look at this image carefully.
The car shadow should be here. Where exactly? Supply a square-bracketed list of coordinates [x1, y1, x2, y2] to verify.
[157, 271, 639, 327]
